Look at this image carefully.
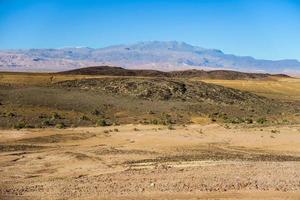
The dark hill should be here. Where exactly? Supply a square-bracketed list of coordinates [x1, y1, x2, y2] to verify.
[59, 66, 168, 77]
[59, 66, 290, 80]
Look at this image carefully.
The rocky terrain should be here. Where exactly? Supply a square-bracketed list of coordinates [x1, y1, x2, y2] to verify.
[56, 77, 272, 104]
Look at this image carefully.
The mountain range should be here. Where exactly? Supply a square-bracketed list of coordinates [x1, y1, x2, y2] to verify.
[1, 41, 300, 75]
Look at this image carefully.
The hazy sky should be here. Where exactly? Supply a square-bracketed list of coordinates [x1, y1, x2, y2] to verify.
[0, 0, 300, 60]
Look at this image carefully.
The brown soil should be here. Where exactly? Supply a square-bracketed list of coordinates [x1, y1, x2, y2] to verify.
[0, 124, 300, 199]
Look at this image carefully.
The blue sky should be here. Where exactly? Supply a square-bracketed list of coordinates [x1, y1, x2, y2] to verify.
[0, 0, 300, 60]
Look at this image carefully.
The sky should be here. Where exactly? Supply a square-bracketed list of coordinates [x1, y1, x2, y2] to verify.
[0, 0, 300, 60]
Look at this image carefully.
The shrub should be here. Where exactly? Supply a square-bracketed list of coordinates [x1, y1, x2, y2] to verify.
[56, 123, 65, 129]
[97, 119, 110, 126]
[80, 115, 90, 121]
[7, 112, 16, 117]
[13, 122, 26, 130]
[140, 119, 150, 125]
[271, 129, 280, 133]
[113, 128, 119, 132]
[113, 121, 120, 126]
[151, 119, 159, 125]
[91, 109, 101, 116]
[245, 118, 253, 124]
[42, 119, 52, 126]
[160, 113, 174, 125]
[25, 124, 35, 128]
[282, 119, 289, 123]
[148, 110, 155, 114]
[38, 114, 48, 119]
[256, 117, 267, 124]
[51, 112, 61, 120]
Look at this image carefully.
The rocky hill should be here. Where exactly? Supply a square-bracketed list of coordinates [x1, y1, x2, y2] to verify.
[56, 77, 273, 106]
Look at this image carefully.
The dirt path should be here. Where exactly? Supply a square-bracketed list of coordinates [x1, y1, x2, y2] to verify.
[0, 124, 300, 199]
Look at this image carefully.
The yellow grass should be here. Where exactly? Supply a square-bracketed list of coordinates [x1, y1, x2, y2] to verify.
[201, 78, 300, 101]
[0, 73, 117, 86]
[0, 73, 156, 86]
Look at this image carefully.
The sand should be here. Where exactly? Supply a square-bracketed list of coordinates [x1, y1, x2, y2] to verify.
[0, 124, 300, 199]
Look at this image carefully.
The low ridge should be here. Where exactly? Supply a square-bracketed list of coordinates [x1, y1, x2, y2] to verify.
[59, 66, 290, 80]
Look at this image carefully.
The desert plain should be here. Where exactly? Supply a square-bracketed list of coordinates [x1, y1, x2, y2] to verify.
[0, 70, 300, 199]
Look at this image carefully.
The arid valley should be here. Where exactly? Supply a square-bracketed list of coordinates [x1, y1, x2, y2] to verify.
[2, 1, 300, 199]
[0, 68, 300, 199]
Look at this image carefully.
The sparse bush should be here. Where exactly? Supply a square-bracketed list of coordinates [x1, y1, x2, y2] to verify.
[224, 124, 231, 129]
[282, 119, 289, 123]
[140, 119, 150, 124]
[114, 128, 119, 132]
[150, 119, 159, 125]
[224, 117, 246, 124]
[97, 119, 110, 126]
[113, 121, 120, 126]
[210, 112, 229, 121]
[38, 114, 48, 119]
[42, 119, 52, 126]
[103, 130, 109, 133]
[51, 112, 61, 120]
[256, 117, 267, 124]
[133, 128, 139, 131]
[271, 129, 280, 134]
[245, 118, 253, 124]
[7, 112, 16, 117]
[148, 110, 155, 114]
[91, 109, 101, 116]
[13, 122, 26, 130]
[56, 123, 65, 129]
[160, 113, 174, 125]
[25, 124, 35, 128]
[80, 115, 90, 121]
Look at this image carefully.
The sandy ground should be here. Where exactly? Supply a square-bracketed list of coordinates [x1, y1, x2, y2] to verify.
[0, 124, 300, 199]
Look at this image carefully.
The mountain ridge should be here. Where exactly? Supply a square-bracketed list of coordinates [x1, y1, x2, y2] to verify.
[0, 41, 299, 75]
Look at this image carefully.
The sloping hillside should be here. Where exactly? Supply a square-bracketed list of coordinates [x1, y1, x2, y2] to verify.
[56, 77, 272, 105]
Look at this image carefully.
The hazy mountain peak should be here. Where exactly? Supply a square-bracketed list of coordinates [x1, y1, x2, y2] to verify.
[0, 41, 299, 75]
[106, 41, 201, 52]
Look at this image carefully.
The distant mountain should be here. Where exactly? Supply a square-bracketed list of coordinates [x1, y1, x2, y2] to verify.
[0, 41, 300, 75]
[59, 66, 290, 80]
